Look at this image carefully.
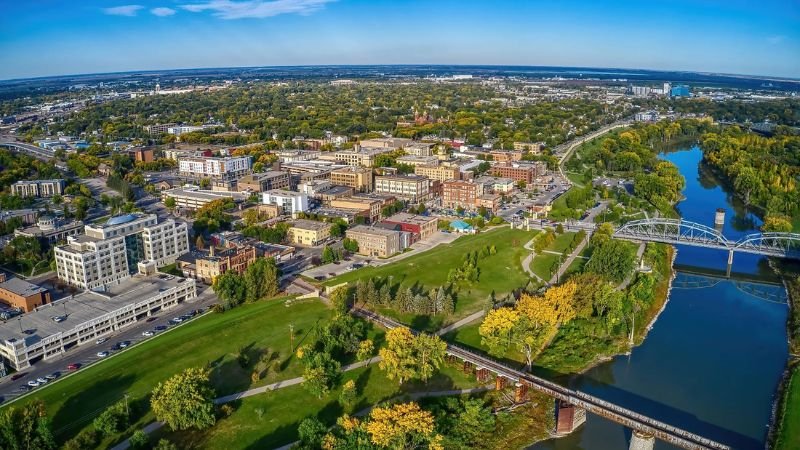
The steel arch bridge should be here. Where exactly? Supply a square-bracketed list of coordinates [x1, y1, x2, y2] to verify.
[614, 219, 800, 259]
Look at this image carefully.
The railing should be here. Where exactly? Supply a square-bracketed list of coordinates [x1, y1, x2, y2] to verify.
[354, 308, 729, 450]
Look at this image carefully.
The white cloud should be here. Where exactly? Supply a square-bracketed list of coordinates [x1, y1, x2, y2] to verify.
[151, 7, 177, 16]
[767, 35, 786, 45]
[179, 0, 335, 20]
[103, 5, 144, 16]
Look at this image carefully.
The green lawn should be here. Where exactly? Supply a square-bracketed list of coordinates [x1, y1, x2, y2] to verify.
[325, 227, 538, 331]
[156, 362, 481, 449]
[10, 298, 337, 445]
[530, 232, 577, 280]
[775, 364, 800, 450]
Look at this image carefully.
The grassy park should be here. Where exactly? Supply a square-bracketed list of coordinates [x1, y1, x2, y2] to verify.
[9, 298, 341, 445]
[530, 231, 577, 280]
[774, 364, 800, 450]
[157, 362, 480, 448]
[325, 227, 538, 331]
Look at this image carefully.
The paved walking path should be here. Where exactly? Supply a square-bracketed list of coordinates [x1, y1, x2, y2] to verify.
[547, 234, 589, 285]
[111, 356, 383, 450]
[617, 242, 647, 291]
[436, 310, 485, 336]
[521, 236, 546, 282]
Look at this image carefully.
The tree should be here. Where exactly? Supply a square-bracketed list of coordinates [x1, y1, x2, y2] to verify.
[379, 327, 446, 384]
[244, 257, 279, 301]
[585, 239, 636, 283]
[128, 430, 149, 450]
[339, 379, 357, 408]
[330, 286, 351, 316]
[342, 237, 359, 253]
[514, 283, 577, 369]
[213, 271, 246, 309]
[0, 400, 56, 450]
[93, 400, 130, 436]
[151, 367, 216, 431]
[164, 196, 176, 212]
[478, 307, 519, 356]
[153, 439, 179, 450]
[365, 402, 442, 450]
[591, 222, 615, 246]
[437, 398, 495, 447]
[298, 417, 328, 448]
[762, 215, 793, 232]
[301, 351, 341, 398]
[357, 339, 374, 360]
[322, 245, 338, 264]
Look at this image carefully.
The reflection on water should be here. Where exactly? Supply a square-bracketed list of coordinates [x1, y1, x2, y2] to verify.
[531, 147, 789, 450]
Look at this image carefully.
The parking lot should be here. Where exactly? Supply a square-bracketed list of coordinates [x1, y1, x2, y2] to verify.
[0, 286, 218, 403]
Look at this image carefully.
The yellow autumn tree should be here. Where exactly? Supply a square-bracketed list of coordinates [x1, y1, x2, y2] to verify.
[365, 402, 443, 450]
[379, 327, 418, 384]
[478, 307, 519, 356]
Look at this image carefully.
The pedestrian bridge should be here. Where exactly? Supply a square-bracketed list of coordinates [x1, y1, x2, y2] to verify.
[354, 308, 729, 450]
[614, 219, 800, 260]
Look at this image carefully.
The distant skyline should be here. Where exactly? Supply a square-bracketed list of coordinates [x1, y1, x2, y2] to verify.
[1, 0, 799, 80]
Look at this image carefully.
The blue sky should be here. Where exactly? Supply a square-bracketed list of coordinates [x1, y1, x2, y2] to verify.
[1, 0, 798, 80]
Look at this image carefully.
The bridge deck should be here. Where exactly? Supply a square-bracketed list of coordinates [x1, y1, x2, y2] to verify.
[353, 308, 730, 450]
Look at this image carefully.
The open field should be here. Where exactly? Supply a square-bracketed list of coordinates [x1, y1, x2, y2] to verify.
[325, 227, 538, 331]
[10, 298, 337, 445]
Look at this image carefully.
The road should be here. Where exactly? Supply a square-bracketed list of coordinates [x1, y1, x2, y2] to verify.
[0, 286, 219, 402]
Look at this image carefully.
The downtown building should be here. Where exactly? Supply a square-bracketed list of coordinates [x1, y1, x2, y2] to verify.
[54, 214, 189, 290]
[178, 155, 252, 188]
[11, 179, 65, 198]
[374, 175, 430, 203]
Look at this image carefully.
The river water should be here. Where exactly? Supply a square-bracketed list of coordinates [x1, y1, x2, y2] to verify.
[533, 146, 790, 450]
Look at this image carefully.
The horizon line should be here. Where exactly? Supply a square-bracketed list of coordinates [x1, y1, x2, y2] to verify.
[2, 63, 800, 84]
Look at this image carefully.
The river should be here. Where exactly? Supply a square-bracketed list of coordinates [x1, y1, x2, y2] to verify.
[533, 146, 790, 450]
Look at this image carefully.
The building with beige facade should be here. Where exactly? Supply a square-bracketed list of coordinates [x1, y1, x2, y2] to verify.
[374, 175, 429, 202]
[357, 137, 413, 149]
[396, 155, 438, 167]
[414, 164, 460, 182]
[287, 220, 332, 246]
[330, 166, 373, 192]
[331, 148, 394, 167]
[345, 225, 402, 258]
[331, 197, 383, 223]
[382, 213, 438, 241]
[11, 179, 65, 198]
[237, 171, 291, 192]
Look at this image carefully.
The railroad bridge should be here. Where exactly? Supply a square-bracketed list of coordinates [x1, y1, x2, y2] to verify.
[354, 308, 730, 450]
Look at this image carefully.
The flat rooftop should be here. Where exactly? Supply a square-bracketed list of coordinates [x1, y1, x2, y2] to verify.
[0, 274, 191, 345]
[347, 225, 401, 237]
[290, 219, 332, 231]
[384, 213, 436, 226]
[165, 188, 244, 201]
[0, 277, 48, 297]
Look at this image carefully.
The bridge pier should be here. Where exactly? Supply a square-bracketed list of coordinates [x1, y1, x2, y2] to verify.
[629, 430, 655, 450]
[726, 249, 734, 278]
[475, 367, 490, 382]
[514, 382, 528, 403]
[555, 400, 587, 435]
[463, 360, 474, 374]
[495, 375, 508, 390]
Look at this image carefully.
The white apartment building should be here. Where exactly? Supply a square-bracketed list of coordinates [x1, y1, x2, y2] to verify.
[403, 142, 435, 157]
[262, 190, 310, 214]
[55, 214, 189, 290]
[178, 156, 252, 181]
[11, 179, 65, 198]
[167, 125, 204, 136]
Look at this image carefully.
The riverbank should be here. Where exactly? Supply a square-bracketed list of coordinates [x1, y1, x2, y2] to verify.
[769, 267, 800, 449]
[535, 242, 675, 375]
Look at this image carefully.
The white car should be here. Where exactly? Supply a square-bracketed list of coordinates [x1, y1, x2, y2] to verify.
[96, 338, 108, 345]
[142, 330, 154, 337]
[97, 351, 109, 358]
[27, 380, 40, 387]
[36, 377, 48, 384]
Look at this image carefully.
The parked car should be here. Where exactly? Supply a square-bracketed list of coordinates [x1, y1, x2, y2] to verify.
[119, 340, 131, 348]
[154, 325, 167, 331]
[18, 385, 31, 392]
[11, 372, 26, 381]
[67, 363, 81, 371]
[46, 372, 60, 380]
[96, 338, 108, 345]
[36, 377, 48, 384]
[146, 316, 158, 322]
[27, 380, 40, 387]
[142, 330, 154, 337]
[97, 351, 109, 358]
